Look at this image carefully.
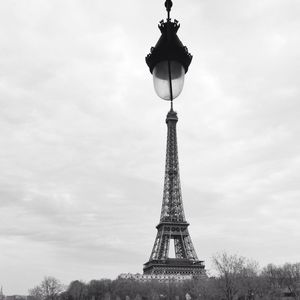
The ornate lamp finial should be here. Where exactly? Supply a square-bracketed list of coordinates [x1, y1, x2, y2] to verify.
[165, 0, 173, 20]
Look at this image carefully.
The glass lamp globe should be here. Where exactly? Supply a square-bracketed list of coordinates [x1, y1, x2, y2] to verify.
[153, 60, 185, 100]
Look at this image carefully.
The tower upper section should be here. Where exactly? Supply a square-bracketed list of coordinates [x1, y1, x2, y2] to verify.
[159, 109, 186, 224]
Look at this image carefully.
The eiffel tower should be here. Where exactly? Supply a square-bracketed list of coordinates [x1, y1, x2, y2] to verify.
[143, 108, 205, 276]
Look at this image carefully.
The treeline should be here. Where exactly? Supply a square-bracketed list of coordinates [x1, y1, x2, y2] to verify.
[29, 253, 300, 300]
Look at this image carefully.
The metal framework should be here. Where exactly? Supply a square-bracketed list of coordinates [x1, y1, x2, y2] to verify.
[143, 109, 205, 276]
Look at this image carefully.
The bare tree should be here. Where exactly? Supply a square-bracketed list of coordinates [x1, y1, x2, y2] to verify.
[87, 279, 111, 300]
[29, 276, 64, 300]
[67, 280, 87, 300]
[212, 252, 260, 300]
[282, 263, 300, 300]
[212, 252, 245, 300]
[29, 286, 44, 300]
[263, 263, 300, 300]
[261, 263, 282, 299]
[263, 264, 287, 299]
[239, 259, 261, 299]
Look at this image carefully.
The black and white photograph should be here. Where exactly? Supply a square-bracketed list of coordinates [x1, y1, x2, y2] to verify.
[0, 0, 299, 299]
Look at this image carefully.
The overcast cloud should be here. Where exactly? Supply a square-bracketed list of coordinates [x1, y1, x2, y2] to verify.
[0, 0, 299, 295]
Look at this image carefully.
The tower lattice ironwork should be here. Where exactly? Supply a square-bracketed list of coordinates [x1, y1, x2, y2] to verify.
[143, 108, 205, 276]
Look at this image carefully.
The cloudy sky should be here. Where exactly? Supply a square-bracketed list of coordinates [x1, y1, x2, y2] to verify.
[0, 0, 299, 295]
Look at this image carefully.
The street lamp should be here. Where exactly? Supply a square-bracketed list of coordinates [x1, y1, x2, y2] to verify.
[146, 0, 192, 107]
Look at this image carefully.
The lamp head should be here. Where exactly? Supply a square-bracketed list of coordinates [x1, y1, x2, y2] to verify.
[145, 1, 192, 101]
